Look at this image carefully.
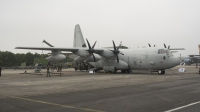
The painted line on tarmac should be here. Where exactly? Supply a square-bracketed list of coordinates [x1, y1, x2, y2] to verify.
[9, 95, 104, 112]
[165, 101, 200, 112]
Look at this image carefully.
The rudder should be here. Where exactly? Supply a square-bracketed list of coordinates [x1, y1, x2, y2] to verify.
[73, 24, 87, 48]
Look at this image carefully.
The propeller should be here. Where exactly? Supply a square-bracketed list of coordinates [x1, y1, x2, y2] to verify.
[86, 39, 97, 61]
[148, 43, 151, 47]
[148, 43, 156, 47]
[164, 43, 185, 50]
[168, 45, 170, 49]
[164, 43, 170, 49]
[110, 40, 124, 63]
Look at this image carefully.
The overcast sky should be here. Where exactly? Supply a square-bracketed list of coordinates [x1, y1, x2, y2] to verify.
[0, 0, 200, 57]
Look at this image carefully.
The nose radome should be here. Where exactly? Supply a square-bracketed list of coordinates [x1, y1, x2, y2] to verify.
[175, 57, 181, 66]
[169, 57, 181, 67]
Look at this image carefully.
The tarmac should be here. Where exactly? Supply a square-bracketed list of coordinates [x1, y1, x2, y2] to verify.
[0, 66, 200, 112]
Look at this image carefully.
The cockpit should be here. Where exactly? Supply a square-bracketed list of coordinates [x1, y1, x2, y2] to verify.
[158, 49, 171, 56]
[158, 49, 165, 54]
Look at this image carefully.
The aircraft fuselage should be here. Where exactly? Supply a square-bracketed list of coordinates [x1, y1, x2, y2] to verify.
[89, 48, 180, 71]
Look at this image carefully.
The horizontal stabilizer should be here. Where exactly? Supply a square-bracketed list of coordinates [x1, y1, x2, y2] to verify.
[42, 40, 54, 47]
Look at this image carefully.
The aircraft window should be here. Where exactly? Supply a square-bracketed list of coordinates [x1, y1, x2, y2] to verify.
[158, 49, 165, 54]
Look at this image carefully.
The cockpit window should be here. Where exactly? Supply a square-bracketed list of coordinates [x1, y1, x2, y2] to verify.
[158, 49, 165, 54]
[165, 50, 169, 54]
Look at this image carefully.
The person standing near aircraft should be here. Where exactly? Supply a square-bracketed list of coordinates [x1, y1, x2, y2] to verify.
[0, 66, 1, 76]
[46, 65, 50, 77]
[199, 66, 200, 74]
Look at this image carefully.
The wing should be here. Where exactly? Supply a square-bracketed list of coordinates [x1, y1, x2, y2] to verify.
[189, 55, 200, 57]
[15, 47, 79, 52]
[15, 47, 104, 53]
[170, 51, 178, 53]
[169, 48, 185, 50]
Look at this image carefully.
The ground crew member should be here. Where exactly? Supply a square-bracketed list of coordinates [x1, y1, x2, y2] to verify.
[0, 66, 1, 76]
[199, 66, 200, 74]
[47, 65, 50, 77]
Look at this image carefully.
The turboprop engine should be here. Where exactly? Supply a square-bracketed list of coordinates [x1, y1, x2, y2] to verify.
[74, 49, 89, 57]
[183, 58, 193, 65]
[73, 54, 100, 63]
[46, 54, 66, 62]
[99, 49, 114, 58]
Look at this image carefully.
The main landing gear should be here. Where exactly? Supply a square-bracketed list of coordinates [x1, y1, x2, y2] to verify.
[158, 70, 165, 75]
[121, 70, 132, 73]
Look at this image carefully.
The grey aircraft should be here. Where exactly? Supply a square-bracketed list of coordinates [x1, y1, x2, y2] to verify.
[15, 24, 184, 74]
[182, 45, 200, 68]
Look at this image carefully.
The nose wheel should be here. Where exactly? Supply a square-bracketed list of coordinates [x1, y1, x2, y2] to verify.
[158, 70, 165, 75]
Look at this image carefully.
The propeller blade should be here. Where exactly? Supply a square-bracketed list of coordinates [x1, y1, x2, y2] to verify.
[112, 40, 117, 50]
[92, 54, 96, 61]
[116, 55, 119, 63]
[86, 39, 92, 49]
[148, 43, 151, 47]
[119, 53, 124, 55]
[164, 43, 167, 48]
[92, 41, 97, 48]
[168, 45, 170, 49]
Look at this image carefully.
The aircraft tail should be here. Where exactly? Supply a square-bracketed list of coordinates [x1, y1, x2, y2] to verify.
[73, 24, 87, 48]
[199, 45, 200, 55]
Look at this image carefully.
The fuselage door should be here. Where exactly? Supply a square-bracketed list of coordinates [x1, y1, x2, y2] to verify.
[156, 49, 168, 69]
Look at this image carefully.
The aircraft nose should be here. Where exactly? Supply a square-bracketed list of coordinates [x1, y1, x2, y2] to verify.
[174, 57, 181, 66]
[170, 57, 181, 67]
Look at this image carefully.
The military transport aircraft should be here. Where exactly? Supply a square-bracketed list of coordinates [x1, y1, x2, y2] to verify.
[182, 45, 200, 68]
[15, 24, 185, 74]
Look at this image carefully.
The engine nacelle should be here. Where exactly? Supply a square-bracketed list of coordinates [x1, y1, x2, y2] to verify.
[74, 49, 89, 57]
[99, 49, 114, 58]
[46, 54, 66, 62]
[73, 54, 100, 63]
[183, 59, 193, 65]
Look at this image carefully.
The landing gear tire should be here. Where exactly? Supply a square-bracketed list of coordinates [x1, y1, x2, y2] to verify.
[121, 70, 126, 73]
[113, 68, 117, 74]
[127, 70, 132, 73]
[75, 67, 77, 71]
[158, 70, 165, 75]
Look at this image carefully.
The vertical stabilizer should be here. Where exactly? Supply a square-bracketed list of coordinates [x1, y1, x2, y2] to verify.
[73, 24, 87, 48]
[199, 45, 200, 55]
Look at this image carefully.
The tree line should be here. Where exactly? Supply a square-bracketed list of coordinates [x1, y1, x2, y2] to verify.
[0, 51, 72, 67]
